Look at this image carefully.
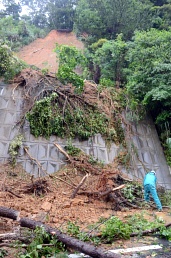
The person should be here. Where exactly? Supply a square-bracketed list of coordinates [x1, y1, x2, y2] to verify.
[143, 170, 162, 211]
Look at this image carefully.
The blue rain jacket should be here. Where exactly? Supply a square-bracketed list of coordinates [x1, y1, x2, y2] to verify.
[143, 172, 157, 187]
[143, 171, 162, 210]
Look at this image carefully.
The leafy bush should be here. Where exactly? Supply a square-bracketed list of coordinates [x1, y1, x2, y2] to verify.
[57, 64, 84, 89]
[101, 216, 132, 242]
[66, 222, 90, 242]
[0, 41, 27, 81]
[26, 91, 124, 143]
[121, 182, 143, 203]
[0, 16, 47, 52]
[160, 226, 171, 241]
[0, 43, 12, 76]
[64, 141, 82, 156]
[19, 226, 66, 258]
[101, 213, 166, 242]
[8, 134, 24, 168]
[54, 44, 87, 90]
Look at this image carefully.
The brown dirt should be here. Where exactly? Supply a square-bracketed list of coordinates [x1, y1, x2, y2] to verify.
[0, 162, 171, 257]
[16, 30, 84, 74]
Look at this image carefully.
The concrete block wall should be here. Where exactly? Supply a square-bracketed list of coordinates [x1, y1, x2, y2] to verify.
[0, 82, 171, 188]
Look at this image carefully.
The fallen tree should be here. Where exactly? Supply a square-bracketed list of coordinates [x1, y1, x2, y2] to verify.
[0, 206, 121, 258]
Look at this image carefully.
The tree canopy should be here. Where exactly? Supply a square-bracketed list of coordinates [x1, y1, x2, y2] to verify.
[126, 28, 171, 129]
[74, 0, 154, 42]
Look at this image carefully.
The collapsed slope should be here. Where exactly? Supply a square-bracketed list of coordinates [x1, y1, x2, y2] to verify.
[16, 30, 84, 74]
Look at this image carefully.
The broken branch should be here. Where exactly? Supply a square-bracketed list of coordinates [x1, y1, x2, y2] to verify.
[70, 173, 89, 199]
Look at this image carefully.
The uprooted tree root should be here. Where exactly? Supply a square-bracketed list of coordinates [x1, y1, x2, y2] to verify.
[23, 178, 50, 196]
[12, 68, 127, 144]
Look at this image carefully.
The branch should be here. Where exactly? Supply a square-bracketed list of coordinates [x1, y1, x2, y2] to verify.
[5, 187, 22, 198]
[24, 146, 49, 177]
[53, 142, 71, 161]
[130, 223, 171, 237]
[78, 184, 125, 197]
[70, 173, 89, 199]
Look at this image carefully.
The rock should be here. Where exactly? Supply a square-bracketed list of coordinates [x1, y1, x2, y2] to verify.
[41, 201, 52, 211]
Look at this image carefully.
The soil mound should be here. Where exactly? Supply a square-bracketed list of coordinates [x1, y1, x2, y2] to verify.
[16, 30, 84, 74]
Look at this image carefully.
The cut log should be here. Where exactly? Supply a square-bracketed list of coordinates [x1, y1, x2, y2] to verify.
[0, 206, 20, 221]
[0, 232, 29, 243]
[0, 206, 120, 258]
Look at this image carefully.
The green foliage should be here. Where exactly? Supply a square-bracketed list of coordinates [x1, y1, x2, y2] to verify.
[159, 226, 171, 241]
[126, 28, 171, 157]
[0, 41, 27, 81]
[55, 44, 86, 69]
[64, 140, 82, 156]
[159, 189, 171, 207]
[101, 213, 166, 242]
[75, 0, 154, 42]
[26, 91, 123, 143]
[0, 43, 12, 76]
[0, 16, 46, 51]
[47, 0, 75, 30]
[121, 182, 143, 203]
[54, 44, 87, 90]
[8, 134, 24, 168]
[92, 35, 127, 84]
[66, 222, 90, 242]
[41, 68, 49, 75]
[0, 249, 8, 258]
[99, 78, 114, 87]
[126, 213, 164, 233]
[19, 226, 66, 258]
[126, 28, 171, 106]
[57, 64, 84, 89]
[101, 216, 132, 242]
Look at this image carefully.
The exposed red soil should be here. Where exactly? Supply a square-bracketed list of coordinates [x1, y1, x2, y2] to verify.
[16, 30, 84, 74]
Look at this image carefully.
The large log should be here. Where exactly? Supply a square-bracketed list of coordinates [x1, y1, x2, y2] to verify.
[0, 206, 20, 221]
[0, 206, 120, 258]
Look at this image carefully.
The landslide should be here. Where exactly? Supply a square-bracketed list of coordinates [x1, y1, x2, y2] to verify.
[16, 30, 84, 74]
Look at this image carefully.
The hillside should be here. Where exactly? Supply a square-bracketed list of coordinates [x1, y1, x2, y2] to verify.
[16, 30, 84, 74]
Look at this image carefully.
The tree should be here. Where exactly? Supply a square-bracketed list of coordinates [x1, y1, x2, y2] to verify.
[126, 28, 171, 131]
[20, 0, 49, 28]
[1, 0, 21, 20]
[74, 0, 154, 42]
[153, 3, 171, 29]
[47, 0, 77, 30]
[91, 35, 127, 85]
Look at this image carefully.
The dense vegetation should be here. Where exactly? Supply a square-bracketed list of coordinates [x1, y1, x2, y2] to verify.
[0, 0, 171, 165]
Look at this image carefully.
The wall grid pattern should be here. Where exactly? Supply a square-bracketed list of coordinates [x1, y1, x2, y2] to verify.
[0, 82, 171, 188]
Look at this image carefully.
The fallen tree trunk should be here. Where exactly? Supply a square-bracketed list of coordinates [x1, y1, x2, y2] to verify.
[0, 206, 120, 258]
[0, 206, 20, 221]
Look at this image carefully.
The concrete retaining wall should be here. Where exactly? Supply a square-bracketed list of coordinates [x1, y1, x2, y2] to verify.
[0, 82, 171, 188]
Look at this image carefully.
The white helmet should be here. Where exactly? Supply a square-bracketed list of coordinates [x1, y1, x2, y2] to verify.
[151, 170, 156, 175]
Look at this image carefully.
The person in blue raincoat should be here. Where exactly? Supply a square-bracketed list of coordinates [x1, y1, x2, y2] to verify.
[143, 170, 162, 211]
